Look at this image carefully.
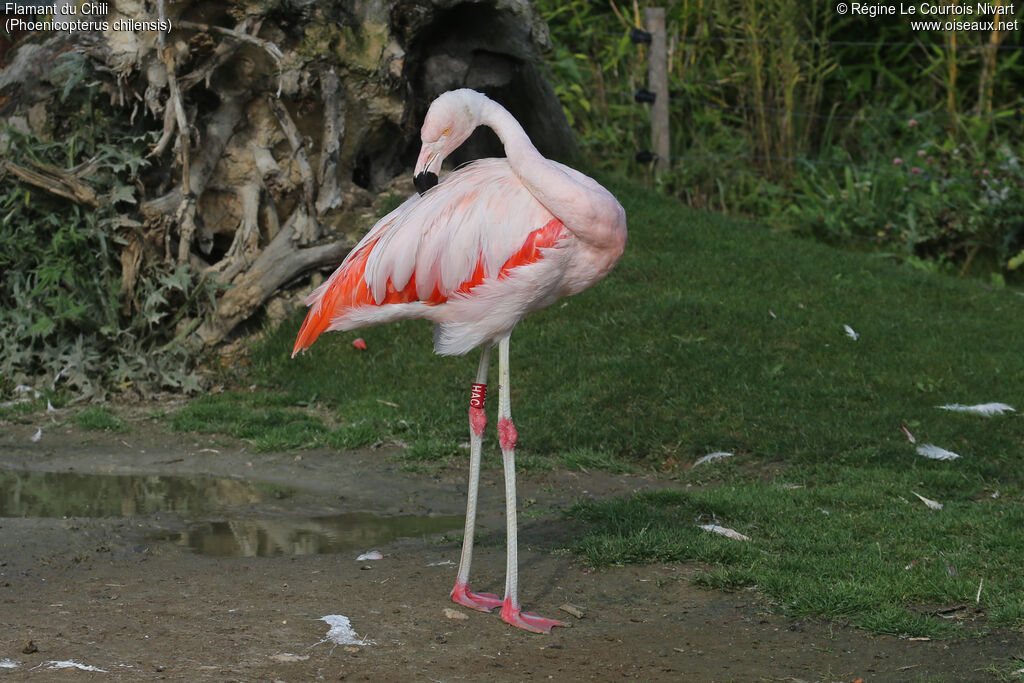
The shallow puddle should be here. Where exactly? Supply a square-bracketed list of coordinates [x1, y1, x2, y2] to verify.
[160, 513, 464, 558]
[0, 468, 462, 558]
[0, 469, 285, 518]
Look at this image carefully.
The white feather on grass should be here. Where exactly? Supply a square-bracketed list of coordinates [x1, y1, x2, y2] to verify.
[912, 491, 943, 510]
[693, 451, 734, 467]
[916, 444, 961, 461]
[843, 324, 859, 340]
[939, 402, 1015, 417]
[698, 524, 750, 541]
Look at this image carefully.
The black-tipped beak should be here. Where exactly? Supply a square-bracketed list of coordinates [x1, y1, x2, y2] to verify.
[414, 171, 438, 195]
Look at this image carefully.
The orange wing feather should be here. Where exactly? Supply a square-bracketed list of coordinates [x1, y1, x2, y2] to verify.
[292, 218, 565, 356]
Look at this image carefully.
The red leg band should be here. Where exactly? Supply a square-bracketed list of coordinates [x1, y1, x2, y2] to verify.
[470, 382, 487, 409]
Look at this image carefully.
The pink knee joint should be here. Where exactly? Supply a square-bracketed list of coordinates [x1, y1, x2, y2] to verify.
[469, 407, 486, 436]
[498, 417, 518, 451]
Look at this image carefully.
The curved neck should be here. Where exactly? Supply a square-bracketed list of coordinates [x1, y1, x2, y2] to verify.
[474, 94, 625, 256]
[478, 97, 579, 230]
[480, 99, 542, 176]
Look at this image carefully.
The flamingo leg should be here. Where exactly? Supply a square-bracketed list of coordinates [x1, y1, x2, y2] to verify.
[451, 344, 503, 612]
[496, 335, 567, 634]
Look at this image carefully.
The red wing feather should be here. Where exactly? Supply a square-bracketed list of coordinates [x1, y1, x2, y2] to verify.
[292, 218, 565, 356]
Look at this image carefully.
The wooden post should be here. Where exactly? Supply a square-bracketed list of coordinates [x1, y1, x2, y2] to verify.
[645, 8, 670, 176]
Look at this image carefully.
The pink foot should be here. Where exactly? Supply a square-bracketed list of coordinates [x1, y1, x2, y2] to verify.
[500, 598, 568, 634]
[451, 582, 503, 612]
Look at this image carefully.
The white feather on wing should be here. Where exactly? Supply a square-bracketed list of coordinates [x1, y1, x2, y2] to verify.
[363, 159, 556, 304]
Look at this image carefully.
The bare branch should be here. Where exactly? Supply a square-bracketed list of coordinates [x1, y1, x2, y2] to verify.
[267, 95, 319, 233]
[177, 19, 284, 96]
[316, 68, 346, 214]
[149, 100, 177, 158]
[204, 182, 263, 283]
[176, 19, 256, 92]
[156, 0, 194, 263]
[141, 94, 246, 218]
[192, 205, 354, 349]
[2, 159, 99, 207]
[176, 20, 284, 65]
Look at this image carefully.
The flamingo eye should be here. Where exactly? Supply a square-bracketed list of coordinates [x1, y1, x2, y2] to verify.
[442, 127, 452, 136]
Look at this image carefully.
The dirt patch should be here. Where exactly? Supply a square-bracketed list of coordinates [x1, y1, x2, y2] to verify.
[1, 413, 1022, 681]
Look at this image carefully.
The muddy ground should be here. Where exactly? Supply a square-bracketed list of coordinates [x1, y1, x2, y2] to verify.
[2, 411, 1023, 681]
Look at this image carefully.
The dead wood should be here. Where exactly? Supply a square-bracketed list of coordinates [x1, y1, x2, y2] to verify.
[141, 94, 247, 218]
[267, 95, 318, 232]
[192, 213, 354, 349]
[315, 69, 346, 215]
[205, 181, 262, 284]
[176, 20, 284, 94]
[156, 0, 192, 263]
[1, 159, 99, 207]
[177, 19, 256, 93]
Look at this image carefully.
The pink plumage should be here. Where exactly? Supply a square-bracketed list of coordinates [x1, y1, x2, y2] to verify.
[292, 157, 619, 357]
[293, 89, 627, 633]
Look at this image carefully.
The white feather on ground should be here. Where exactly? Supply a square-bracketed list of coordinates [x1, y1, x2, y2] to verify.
[698, 524, 751, 541]
[916, 444, 961, 461]
[912, 491, 943, 510]
[356, 550, 383, 561]
[693, 452, 734, 467]
[939, 402, 1015, 417]
[38, 661, 109, 673]
[843, 324, 859, 340]
[320, 615, 374, 646]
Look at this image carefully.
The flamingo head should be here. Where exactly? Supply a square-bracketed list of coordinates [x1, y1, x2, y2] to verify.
[414, 89, 486, 194]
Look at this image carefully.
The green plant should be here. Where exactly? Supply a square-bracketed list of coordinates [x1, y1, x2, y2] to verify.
[73, 406, 127, 432]
[0, 53, 212, 400]
[784, 120, 1024, 271]
[535, 0, 1024, 278]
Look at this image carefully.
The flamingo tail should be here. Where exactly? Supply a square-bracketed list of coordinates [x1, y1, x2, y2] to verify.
[291, 240, 379, 357]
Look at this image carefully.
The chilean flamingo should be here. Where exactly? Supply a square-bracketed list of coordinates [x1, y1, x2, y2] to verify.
[292, 89, 627, 633]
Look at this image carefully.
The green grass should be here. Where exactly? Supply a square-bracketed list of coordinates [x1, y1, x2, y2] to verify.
[169, 391, 389, 452]
[73, 406, 127, 432]
[176, 174, 1023, 636]
[571, 477, 1024, 637]
[249, 175, 1023, 468]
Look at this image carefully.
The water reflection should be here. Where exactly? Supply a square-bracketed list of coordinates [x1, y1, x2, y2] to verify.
[0, 469, 284, 518]
[0, 469, 462, 558]
[162, 513, 464, 557]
